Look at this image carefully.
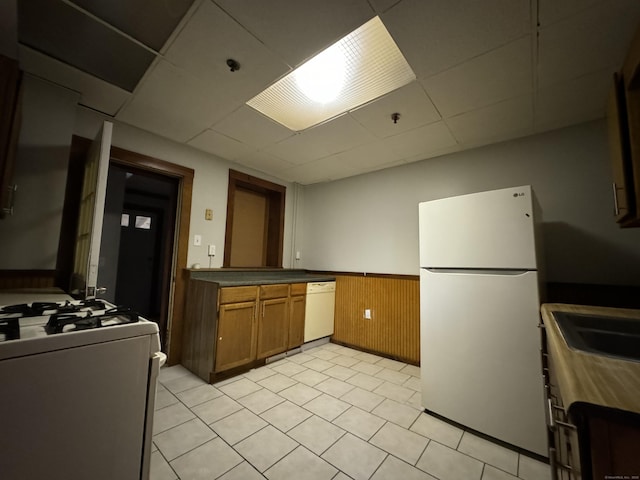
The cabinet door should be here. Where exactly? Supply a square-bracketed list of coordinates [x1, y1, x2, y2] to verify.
[288, 295, 305, 349]
[257, 298, 288, 359]
[608, 73, 635, 224]
[215, 301, 256, 372]
[0, 55, 21, 218]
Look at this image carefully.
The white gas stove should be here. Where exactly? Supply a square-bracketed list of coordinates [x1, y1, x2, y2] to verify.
[0, 295, 164, 480]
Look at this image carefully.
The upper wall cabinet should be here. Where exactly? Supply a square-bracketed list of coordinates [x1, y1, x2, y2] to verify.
[608, 26, 640, 227]
[0, 54, 22, 219]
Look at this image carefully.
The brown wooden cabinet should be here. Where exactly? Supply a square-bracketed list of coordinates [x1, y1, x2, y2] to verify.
[288, 283, 306, 349]
[542, 324, 640, 479]
[0, 54, 22, 219]
[215, 300, 257, 372]
[608, 24, 640, 227]
[215, 286, 258, 373]
[182, 279, 307, 382]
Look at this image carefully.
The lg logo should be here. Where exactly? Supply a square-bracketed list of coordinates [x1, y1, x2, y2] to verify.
[512, 192, 525, 197]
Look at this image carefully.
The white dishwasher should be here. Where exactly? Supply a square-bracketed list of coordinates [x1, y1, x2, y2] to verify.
[304, 281, 336, 342]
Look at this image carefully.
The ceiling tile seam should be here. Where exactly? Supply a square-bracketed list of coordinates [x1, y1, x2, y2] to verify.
[210, 0, 297, 71]
[530, 0, 539, 126]
[157, 0, 205, 55]
[537, 65, 618, 95]
[113, 56, 166, 118]
[415, 81, 445, 126]
[366, 0, 403, 15]
[59, 0, 160, 56]
[537, 0, 607, 29]
[416, 32, 534, 83]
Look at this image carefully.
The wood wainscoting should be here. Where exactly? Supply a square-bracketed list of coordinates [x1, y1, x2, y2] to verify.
[328, 272, 420, 365]
[0, 270, 56, 289]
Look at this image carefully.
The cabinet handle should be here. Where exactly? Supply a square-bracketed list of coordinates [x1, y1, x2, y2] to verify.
[547, 398, 555, 429]
[613, 182, 620, 216]
[2, 184, 17, 216]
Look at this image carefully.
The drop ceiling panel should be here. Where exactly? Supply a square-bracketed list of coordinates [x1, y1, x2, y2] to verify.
[213, 0, 375, 67]
[385, 122, 458, 160]
[264, 131, 334, 165]
[17, 0, 155, 92]
[421, 36, 532, 118]
[445, 95, 533, 146]
[368, 0, 403, 14]
[212, 106, 293, 149]
[335, 139, 402, 170]
[278, 155, 360, 185]
[188, 129, 254, 160]
[538, 0, 604, 26]
[535, 69, 611, 132]
[19, 45, 131, 116]
[537, 2, 640, 87]
[117, 60, 240, 142]
[350, 81, 441, 138]
[70, 0, 195, 51]
[233, 151, 297, 174]
[164, 1, 291, 102]
[302, 115, 377, 155]
[382, 0, 530, 78]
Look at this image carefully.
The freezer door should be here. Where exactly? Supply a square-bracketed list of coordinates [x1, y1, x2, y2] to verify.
[420, 268, 547, 456]
[419, 185, 538, 269]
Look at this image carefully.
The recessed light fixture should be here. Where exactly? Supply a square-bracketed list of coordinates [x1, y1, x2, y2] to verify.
[246, 16, 415, 132]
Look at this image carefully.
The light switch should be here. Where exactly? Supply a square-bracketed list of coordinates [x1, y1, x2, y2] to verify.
[194, 234, 202, 246]
[205, 209, 213, 220]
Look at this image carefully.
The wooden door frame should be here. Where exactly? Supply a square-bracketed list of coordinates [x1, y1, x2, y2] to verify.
[61, 136, 193, 365]
[224, 169, 286, 268]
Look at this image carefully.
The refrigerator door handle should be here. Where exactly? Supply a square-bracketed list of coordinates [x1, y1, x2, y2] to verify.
[423, 268, 532, 276]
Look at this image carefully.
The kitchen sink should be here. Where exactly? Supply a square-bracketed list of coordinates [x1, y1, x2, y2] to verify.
[552, 311, 640, 362]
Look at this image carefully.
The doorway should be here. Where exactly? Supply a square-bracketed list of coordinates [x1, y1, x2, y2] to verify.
[224, 169, 286, 267]
[59, 136, 194, 362]
[101, 165, 178, 346]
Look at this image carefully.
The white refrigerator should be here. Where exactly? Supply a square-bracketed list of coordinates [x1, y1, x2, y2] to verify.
[419, 185, 547, 456]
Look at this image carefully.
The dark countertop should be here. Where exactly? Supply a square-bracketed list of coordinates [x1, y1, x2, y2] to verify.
[187, 269, 335, 287]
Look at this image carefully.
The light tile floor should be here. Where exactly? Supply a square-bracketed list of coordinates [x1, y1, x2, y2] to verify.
[151, 342, 551, 480]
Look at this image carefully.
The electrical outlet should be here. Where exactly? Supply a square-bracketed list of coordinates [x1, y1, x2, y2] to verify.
[364, 309, 371, 319]
[208, 244, 216, 256]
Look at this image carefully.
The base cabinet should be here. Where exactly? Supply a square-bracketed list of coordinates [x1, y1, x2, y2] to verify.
[182, 280, 307, 382]
[215, 301, 257, 372]
[542, 324, 640, 479]
[288, 286, 306, 349]
[257, 297, 289, 359]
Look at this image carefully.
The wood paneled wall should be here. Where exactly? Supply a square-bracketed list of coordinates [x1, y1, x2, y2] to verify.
[0, 270, 56, 289]
[331, 273, 420, 365]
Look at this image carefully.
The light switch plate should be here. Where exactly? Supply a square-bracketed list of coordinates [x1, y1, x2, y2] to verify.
[194, 234, 202, 246]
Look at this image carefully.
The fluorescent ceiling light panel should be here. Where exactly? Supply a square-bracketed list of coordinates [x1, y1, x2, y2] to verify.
[246, 16, 416, 131]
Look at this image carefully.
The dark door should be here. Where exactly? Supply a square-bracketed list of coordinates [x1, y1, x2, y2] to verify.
[104, 165, 178, 350]
[116, 207, 161, 318]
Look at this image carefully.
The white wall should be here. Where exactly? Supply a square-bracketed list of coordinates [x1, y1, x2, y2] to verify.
[0, 75, 79, 269]
[74, 107, 297, 269]
[300, 120, 640, 286]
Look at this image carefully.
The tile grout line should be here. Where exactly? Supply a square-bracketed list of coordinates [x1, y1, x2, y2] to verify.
[155, 344, 547, 480]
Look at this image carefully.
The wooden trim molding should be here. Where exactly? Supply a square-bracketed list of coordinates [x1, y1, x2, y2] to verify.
[60, 137, 193, 365]
[108, 146, 193, 365]
[224, 169, 286, 268]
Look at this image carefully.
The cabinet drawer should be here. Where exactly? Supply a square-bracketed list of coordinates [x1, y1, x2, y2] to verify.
[219, 286, 258, 304]
[290, 283, 307, 296]
[259, 284, 289, 299]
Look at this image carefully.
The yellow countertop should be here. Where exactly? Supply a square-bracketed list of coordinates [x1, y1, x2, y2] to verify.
[541, 303, 640, 415]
